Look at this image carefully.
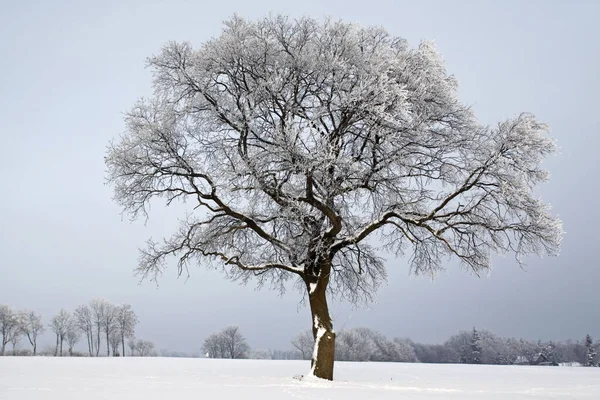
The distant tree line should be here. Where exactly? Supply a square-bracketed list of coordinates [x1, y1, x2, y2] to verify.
[0, 300, 156, 357]
[291, 327, 600, 367]
[3, 304, 598, 366]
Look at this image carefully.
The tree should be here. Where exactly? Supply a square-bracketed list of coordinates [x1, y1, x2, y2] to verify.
[336, 328, 373, 361]
[114, 304, 138, 357]
[100, 302, 118, 357]
[128, 338, 136, 356]
[470, 327, 482, 364]
[0, 305, 20, 356]
[202, 326, 250, 359]
[89, 298, 111, 356]
[65, 321, 81, 356]
[19, 310, 44, 356]
[105, 15, 562, 380]
[202, 333, 222, 358]
[109, 332, 121, 356]
[585, 334, 597, 367]
[291, 330, 314, 360]
[49, 309, 71, 357]
[74, 305, 94, 356]
[135, 339, 156, 357]
[10, 326, 23, 356]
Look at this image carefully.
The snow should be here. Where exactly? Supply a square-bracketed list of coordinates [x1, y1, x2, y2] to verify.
[1, 357, 599, 399]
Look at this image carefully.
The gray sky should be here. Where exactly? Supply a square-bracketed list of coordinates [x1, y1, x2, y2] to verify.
[1, 0, 599, 353]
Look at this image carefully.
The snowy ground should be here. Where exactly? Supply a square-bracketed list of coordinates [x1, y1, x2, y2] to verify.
[1, 357, 599, 399]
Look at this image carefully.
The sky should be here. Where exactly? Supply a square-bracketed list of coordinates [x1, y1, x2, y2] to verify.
[1, 0, 599, 354]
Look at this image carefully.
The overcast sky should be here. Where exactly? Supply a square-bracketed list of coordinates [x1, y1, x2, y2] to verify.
[1, 0, 599, 353]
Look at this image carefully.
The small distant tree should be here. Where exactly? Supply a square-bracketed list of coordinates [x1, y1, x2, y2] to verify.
[220, 326, 250, 359]
[74, 305, 94, 356]
[19, 310, 44, 356]
[49, 309, 71, 357]
[90, 299, 107, 356]
[202, 333, 221, 358]
[0, 305, 20, 356]
[10, 327, 23, 356]
[203, 326, 249, 359]
[128, 339, 136, 356]
[336, 328, 373, 361]
[106, 15, 563, 380]
[101, 303, 118, 357]
[470, 328, 482, 364]
[135, 339, 156, 357]
[115, 304, 138, 357]
[65, 322, 81, 356]
[291, 331, 314, 360]
[109, 332, 121, 356]
[585, 335, 597, 367]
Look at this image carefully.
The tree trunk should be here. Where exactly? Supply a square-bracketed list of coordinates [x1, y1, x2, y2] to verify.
[106, 330, 110, 356]
[87, 331, 92, 356]
[308, 273, 336, 380]
[59, 338, 63, 357]
[122, 335, 125, 358]
[54, 334, 59, 357]
[33, 342, 37, 356]
[96, 328, 100, 357]
[1, 342, 5, 356]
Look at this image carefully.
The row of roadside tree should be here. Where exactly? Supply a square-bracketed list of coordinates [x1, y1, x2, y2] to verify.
[0, 300, 154, 357]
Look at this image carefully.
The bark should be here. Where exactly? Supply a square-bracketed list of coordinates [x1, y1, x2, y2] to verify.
[33, 343, 37, 356]
[1, 343, 5, 356]
[307, 259, 336, 380]
[54, 334, 59, 357]
[59, 338, 63, 357]
[122, 335, 126, 358]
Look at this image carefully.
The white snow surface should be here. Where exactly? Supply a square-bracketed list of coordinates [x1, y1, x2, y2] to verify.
[1, 357, 599, 399]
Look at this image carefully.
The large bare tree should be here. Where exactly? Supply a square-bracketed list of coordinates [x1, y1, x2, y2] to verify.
[106, 15, 562, 379]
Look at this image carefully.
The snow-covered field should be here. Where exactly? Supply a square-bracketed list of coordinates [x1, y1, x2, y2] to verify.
[1, 357, 599, 399]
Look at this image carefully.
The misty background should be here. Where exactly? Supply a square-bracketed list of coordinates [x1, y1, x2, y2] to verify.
[1, 0, 598, 353]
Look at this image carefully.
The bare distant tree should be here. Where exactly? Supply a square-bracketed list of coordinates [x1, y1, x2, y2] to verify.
[291, 331, 314, 360]
[106, 15, 562, 379]
[19, 310, 44, 356]
[202, 333, 221, 358]
[65, 321, 81, 356]
[135, 339, 156, 357]
[109, 332, 121, 356]
[10, 326, 23, 356]
[100, 303, 118, 357]
[336, 328, 373, 361]
[49, 309, 71, 357]
[0, 305, 20, 356]
[89, 299, 109, 357]
[74, 305, 94, 356]
[202, 326, 249, 359]
[115, 304, 138, 357]
[221, 326, 249, 359]
[128, 339, 136, 356]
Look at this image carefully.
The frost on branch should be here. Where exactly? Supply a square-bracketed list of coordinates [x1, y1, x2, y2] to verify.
[106, 15, 562, 303]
